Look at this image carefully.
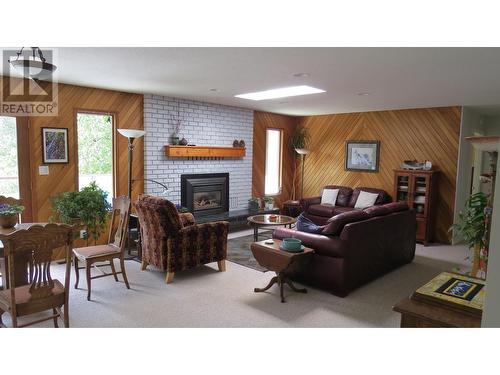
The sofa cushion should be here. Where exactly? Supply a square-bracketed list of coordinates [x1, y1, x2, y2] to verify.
[385, 201, 409, 213]
[363, 205, 391, 218]
[354, 190, 379, 209]
[321, 188, 339, 205]
[296, 213, 325, 234]
[322, 210, 369, 236]
[364, 201, 409, 218]
[333, 206, 359, 215]
[322, 185, 353, 207]
[348, 187, 389, 207]
[308, 204, 336, 217]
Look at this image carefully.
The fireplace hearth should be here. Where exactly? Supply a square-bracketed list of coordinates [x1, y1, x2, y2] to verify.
[181, 173, 229, 215]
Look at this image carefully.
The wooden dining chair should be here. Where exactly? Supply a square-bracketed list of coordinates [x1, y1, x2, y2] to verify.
[0, 223, 74, 328]
[0, 196, 23, 290]
[72, 196, 131, 301]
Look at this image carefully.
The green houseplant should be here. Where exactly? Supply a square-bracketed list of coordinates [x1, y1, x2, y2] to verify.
[51, 181, 112, 244]
[0, 203, 25, 228]
[290, 126, 310, 152]
[248, 197, 260, 211]
[450, 192, 488, 277]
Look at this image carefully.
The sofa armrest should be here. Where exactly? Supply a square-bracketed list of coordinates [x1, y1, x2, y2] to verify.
[179, 212, 196, 227]
[300, 196, 321, 212]
[273, 227, 347, 258]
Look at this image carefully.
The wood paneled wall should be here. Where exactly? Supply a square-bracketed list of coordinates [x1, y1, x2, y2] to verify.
[252, 111, 298, 208]
[1, 77, 144, 223]
[296, 107, 461, 243]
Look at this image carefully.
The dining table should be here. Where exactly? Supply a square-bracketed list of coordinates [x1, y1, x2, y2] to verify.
[0, 223, 46, 290]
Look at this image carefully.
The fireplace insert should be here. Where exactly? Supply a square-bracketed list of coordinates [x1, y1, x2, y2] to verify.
[181, 173, 229, 215]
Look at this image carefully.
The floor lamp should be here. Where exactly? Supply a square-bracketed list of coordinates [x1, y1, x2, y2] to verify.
[117, 128, 146, 261]
[295, 148, 310, 199]
[117, 128, 146, 199]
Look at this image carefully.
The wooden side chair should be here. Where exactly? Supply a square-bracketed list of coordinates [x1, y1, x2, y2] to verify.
[0, 223, 74, 328]
[72, 196, 131, 301]
[0, 196, 23, 290]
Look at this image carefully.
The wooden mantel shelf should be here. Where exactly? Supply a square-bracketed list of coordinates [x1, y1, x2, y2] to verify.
[165, 145, 246, 158]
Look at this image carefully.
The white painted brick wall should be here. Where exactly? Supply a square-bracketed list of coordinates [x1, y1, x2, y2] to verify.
[143, 94, 253, 210]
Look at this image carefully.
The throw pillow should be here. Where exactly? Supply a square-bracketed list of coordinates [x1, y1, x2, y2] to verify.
[296, 213, 325, 234]
[322, 210, 368, 236]
[354, 190, 379, 209]
[321, 188, 339, 205]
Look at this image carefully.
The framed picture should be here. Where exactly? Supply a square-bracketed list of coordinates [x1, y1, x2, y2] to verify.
[42, 127, 69, 163]
[345, 140, 380, 172]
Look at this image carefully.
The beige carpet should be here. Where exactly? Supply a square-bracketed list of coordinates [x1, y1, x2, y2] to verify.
[1, 240, 470, 328]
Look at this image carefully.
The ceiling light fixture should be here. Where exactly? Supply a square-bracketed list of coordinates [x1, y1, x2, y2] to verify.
[356, 92, 371, 96]
[209, 88, 219, 92]
[293, 73, 310, 78]
[235, 85, 325, 101]
[8, 47, 57, 81]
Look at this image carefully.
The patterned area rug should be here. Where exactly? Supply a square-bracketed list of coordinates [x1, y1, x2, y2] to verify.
[226, 231, 273, 272]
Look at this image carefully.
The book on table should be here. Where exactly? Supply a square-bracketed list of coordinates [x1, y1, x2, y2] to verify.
[411, 271, 486, 317]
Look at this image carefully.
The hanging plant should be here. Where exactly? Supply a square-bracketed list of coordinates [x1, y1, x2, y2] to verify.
[290, 126, 310, 151]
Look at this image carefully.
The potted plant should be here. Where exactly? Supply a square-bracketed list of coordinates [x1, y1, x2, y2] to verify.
[450, 192, 488, 278]
[262, 196, 274, 210]
[290, 126, 310, 153]
[248, 197, 260, 211]
[51, 181, 112, 244]
[0, 203, 24, 228]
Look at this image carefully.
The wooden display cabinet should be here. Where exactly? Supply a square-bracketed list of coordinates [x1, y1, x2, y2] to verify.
[394, 169, 439, 246]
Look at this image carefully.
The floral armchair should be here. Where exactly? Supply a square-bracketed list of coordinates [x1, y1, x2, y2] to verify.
[134, 195, 229, 283]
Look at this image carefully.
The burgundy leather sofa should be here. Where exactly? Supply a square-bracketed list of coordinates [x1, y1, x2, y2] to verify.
[273, 202, 416, 297]
[300, 185, 391, 224]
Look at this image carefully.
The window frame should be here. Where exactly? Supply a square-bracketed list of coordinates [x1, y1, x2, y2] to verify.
[74, 109, 117, 198]
[264, 127, 283, 196]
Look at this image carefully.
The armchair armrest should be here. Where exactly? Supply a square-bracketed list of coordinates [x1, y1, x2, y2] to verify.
[300, 196, 321, 212]
[178, 221, 230, 240]
[179, 212, 196, 227]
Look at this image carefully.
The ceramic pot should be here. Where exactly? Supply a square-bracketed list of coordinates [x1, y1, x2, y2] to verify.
[0, 214, 18, 228]
[233, 139, 240, 147]
[171, 135, 179, 145]
[179, 138, 188, 146]
[239, 139, 246, 148]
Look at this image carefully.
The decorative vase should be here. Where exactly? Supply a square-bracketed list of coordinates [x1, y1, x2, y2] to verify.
[470, 242, 482, 278]
[171, 134, 179, 145]
[179, 137, 188, 146]
[233, 139, 240, 147]
[239, 139, 246, 148]
[0, 214, 18, 228]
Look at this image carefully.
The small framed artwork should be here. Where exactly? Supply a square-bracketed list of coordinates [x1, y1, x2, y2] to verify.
[42, 127, 69, 163]
[345, 140, 380, 172]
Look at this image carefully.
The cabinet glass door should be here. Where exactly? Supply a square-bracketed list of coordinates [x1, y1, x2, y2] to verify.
[413, 175, 429, 216]
[396, 174, 411, 203]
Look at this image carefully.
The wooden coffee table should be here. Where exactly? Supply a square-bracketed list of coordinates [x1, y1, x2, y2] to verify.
[250, 239, 313, 303]
[247, 214, 296, 241]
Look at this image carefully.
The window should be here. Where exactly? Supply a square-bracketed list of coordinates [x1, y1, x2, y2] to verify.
[0, 116, 20, 198]
[77, 113, 114, 201]
[264, 128, 283, 195]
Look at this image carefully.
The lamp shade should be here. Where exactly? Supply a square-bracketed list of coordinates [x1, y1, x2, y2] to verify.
[466, 136, 500, 152]
[295, 148, 311, 155]
[117, 128, 146, 139]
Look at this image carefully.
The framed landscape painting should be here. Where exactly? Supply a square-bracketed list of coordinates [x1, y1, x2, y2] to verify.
[345, 140, 380, 172]
[42, 127, 69, 163]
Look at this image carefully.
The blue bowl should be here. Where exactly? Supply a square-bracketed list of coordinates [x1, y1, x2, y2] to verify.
[282, 238, 302, 251]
